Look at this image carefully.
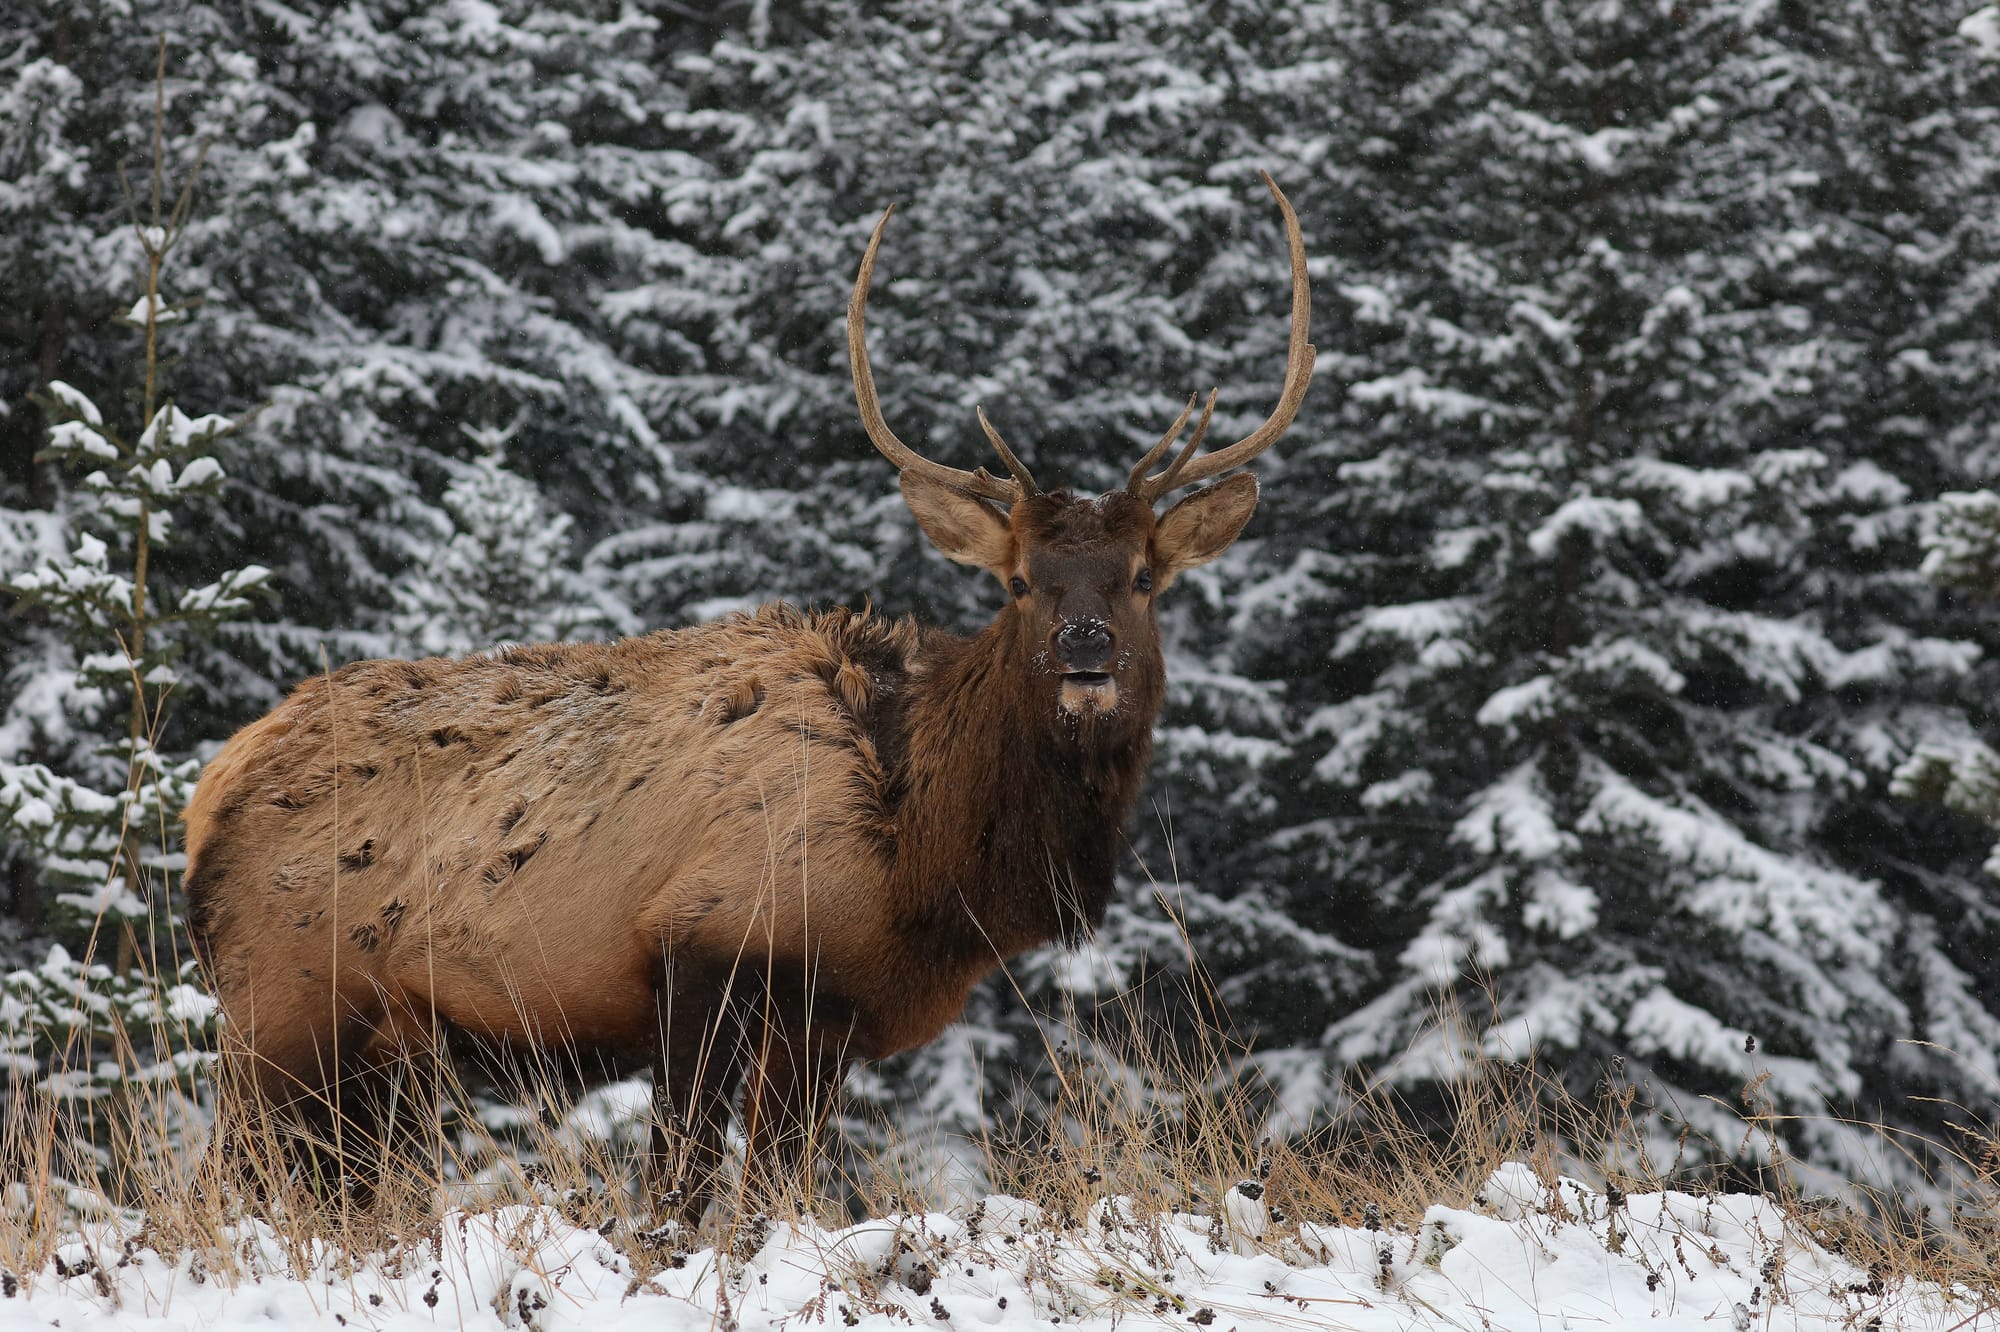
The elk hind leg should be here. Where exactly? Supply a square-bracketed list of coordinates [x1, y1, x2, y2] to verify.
[335, 1006, 448, 1208]
[204, 989, 361, 1203]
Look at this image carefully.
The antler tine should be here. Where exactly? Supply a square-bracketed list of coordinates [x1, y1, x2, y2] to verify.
[976, 407, 1041, 496]
[1152, 388, 1219, 494]
[850, 206, 1021, 505]
[1136, 172, 1315, 503]
[1125, 394, 1197, 495]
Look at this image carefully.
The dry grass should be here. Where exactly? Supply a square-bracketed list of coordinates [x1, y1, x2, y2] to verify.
[6, 899, 1996, 1317]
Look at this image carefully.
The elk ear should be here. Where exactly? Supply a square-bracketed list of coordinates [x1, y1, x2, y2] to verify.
[901, 471, 1015, 575]
[1153, 473, 1259, 588]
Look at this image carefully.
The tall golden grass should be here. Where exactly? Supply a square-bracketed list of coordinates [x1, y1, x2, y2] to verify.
[4, 884, 1996, 1312]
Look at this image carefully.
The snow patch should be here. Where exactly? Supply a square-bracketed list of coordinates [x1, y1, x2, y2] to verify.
[1526, 494, 1644, 557]
[1454, 763, 1574, 861]
[0, 1173, 1967, 1331]
[1962, 6, 2000, 60]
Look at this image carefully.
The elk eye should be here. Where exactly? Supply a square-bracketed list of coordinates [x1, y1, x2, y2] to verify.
[1009, 576, 1029, 599]
[1134, 568, 1154, 594]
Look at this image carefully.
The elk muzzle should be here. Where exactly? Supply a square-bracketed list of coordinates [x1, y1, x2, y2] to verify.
[1053, 617, 1118, 714]
[1054, 618, 1114, 671]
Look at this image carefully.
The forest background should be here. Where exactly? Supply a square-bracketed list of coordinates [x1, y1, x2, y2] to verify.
[5, 0, 2000, 1200]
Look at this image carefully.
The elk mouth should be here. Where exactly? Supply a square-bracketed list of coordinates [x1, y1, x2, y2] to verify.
[1058, 670, 1119, 716]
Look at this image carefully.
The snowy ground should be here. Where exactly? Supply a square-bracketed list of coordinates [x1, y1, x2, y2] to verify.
[0, 1165, 1985, 1331]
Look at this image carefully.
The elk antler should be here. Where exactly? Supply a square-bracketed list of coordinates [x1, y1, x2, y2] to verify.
[1124, 390, 1217, 494]
[1129, 172, 1314, 505]
[849, 206, 1039, 503]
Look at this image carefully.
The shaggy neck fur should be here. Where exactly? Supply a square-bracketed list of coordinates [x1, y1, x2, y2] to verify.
[887, 603, 1161, 969]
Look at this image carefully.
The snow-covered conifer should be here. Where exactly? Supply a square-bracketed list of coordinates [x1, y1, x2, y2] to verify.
[1249, 0, 2000, 1175]
[1, 58, 257, 1154]
[391, 421, 624, 657]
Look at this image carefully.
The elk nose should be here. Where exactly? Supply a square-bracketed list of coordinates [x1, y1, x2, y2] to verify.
[1054, 619, 1114, 671]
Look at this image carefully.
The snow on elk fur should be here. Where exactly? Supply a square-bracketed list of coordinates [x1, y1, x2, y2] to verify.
[181, 174, 1315, 1218]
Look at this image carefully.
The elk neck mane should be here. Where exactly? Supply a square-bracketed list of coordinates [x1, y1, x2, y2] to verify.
[880, 600, 1160, 969]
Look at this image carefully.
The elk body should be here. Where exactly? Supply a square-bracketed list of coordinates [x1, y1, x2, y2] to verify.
[183, 175, 1313, 1215]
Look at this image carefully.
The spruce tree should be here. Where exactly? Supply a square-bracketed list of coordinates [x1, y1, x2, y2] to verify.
[1241, 0, 2000, 1175]
[391, 422, 626, 658]
[1, 54, 257, 1175]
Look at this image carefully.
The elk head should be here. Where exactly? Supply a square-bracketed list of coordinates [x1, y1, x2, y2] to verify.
[848, 173, 1314, 721]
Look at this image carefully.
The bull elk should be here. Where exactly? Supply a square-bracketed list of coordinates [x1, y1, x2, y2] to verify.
[183, 173, 1313, 1217]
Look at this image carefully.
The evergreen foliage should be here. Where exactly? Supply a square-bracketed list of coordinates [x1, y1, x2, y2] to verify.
[391, 421, 627, 657]
[1, 66, 247, 1138]
[1253, 0, 2000, 1173]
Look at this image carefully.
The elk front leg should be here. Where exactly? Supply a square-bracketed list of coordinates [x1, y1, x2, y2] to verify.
[740, 1025, 850, 1207]
[645, 966, 744, 1226]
